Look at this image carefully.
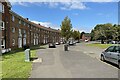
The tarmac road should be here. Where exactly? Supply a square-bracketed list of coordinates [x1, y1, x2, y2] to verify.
[30, 43, 118, 78]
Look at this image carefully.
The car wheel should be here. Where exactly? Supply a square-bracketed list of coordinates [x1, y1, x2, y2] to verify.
[101, 55, 105, 61]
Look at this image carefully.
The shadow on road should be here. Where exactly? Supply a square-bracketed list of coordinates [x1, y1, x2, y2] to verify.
[102, 60, 119, 69]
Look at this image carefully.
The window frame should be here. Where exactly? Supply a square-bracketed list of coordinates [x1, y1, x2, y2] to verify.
[12, 15, 15, 22]
[24, 22, 26, 26]
[0, 21, 5, 30]
[12, 27, 15, 33]
[19, 19, 21, 24]
[12, 39, 15, 46]
[0, 3, 4, 13]
[114, 46, 120, 53]
[1, 39, 5, 48]
[105, 46, 115, 52]
[2, 4, 4, 13]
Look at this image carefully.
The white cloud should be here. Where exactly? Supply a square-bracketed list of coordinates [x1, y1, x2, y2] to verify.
[9, 0, 118, 2]
[60, 2, 87, 10]
[90, 0, 117, 2]
[73, 27, 91, 33]
[31, 20, 60, 29]
[46, 2, 59, 8]
[11, 2, 29, 6]
[9, 0, 119, 10]
[9, 0, 88, 10]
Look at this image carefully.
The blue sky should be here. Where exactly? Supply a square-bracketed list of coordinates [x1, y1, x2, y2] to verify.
[11, 1, 118, 33]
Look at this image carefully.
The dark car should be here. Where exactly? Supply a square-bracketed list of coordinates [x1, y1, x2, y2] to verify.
[100, 46, 120, 68]
[49, 43, 56, 48]
[69, 41, 74, 45]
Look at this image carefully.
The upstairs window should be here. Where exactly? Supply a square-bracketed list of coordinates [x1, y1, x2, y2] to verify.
[12, 15, 15, 22]
[0, 3, 4, 13]
[19, 19, 21, 24]
[12, 27, 15, 33]
[24, 22, 26, 26]
[18, 29, 22, 37]
[1, 39, 5, 48]
[12, 39, 15, 46]
[0, 21, 5, 30]
[28, 24, 30, 27]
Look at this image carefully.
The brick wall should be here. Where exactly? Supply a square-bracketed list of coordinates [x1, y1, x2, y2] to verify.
[1, 1, 61, 51]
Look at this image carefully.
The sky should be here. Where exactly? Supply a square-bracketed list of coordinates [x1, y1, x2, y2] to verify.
[10, 1, 118, 33]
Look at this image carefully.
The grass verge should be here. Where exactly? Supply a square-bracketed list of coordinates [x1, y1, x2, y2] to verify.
[87, 43, 117, 49]
[1, 45, 46, 79]
[2, 50, 36, 79]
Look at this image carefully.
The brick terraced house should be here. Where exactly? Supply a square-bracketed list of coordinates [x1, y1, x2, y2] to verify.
[0, 1, 61, 53]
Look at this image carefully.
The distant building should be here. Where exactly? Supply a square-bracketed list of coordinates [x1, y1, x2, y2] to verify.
[82, 33, 91, 41]
[0, 1, 61, 53]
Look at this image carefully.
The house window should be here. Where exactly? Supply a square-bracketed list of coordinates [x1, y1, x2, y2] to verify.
[19, 29, 22, 37]
[0, 3, 4, 13]
[12, 39, 15, 46]
[12, 27, 15, 33]
[1, 39, 5, 48]
[12, 15, 15, 21]
[0, 21, 5, 30]
[24, 22, 26, 26]
[23, 38, 26, 45]
[19, 19, 21, 24]
[19, 29, 21, 34]
[23, 30, 27, 37]
[28, 24, 30, 27]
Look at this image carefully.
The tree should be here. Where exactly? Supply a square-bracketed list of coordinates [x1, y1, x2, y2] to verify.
[80, 32, 85, 39]
[72, 30, 80, 40]
[90, 23, 120, 44]
[90, 29, 95, 41]
[60, 16, 73, 41]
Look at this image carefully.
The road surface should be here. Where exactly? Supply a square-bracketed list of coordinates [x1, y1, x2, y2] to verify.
[30, 43, 118, 78]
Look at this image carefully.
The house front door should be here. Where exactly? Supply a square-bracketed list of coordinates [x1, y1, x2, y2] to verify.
[18, 38, 22, 48]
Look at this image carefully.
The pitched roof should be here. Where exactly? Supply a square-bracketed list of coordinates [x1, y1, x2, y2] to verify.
[10, 10, 60, 33]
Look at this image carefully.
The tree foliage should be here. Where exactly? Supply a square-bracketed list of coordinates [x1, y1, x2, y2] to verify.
[80, 32, 85, 39]
[60, 16, 73, 40]
[91, 23, 120, 41]
[72, 30, 80, 40]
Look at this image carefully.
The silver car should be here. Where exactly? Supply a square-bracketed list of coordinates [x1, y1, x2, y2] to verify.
[100, 45, 120, 68]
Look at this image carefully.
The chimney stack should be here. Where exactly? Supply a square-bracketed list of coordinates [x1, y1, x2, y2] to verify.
[26, 18, 29, 20]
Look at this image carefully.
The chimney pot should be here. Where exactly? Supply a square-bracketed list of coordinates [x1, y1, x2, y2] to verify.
[26, 18, 29, 20]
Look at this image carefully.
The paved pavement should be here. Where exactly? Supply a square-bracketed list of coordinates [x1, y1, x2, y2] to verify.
[30, 43, 118, 78]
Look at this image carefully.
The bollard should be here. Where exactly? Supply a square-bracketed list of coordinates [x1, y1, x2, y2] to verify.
[64, 44, 69, 51]
[25, 49, 30, 62]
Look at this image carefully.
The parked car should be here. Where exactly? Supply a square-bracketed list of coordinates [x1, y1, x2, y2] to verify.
[73, 41, 76, 45]
[76, 40, 80, 43]
[49, 43, 56, 48]
[69, 41, 74, 45]
[85, 39, 88, 42]
[100, 46, 120, 68]
[107, 40, 119, 44]
[60, 41, 63, 44]
[55, 42, 60, 45]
